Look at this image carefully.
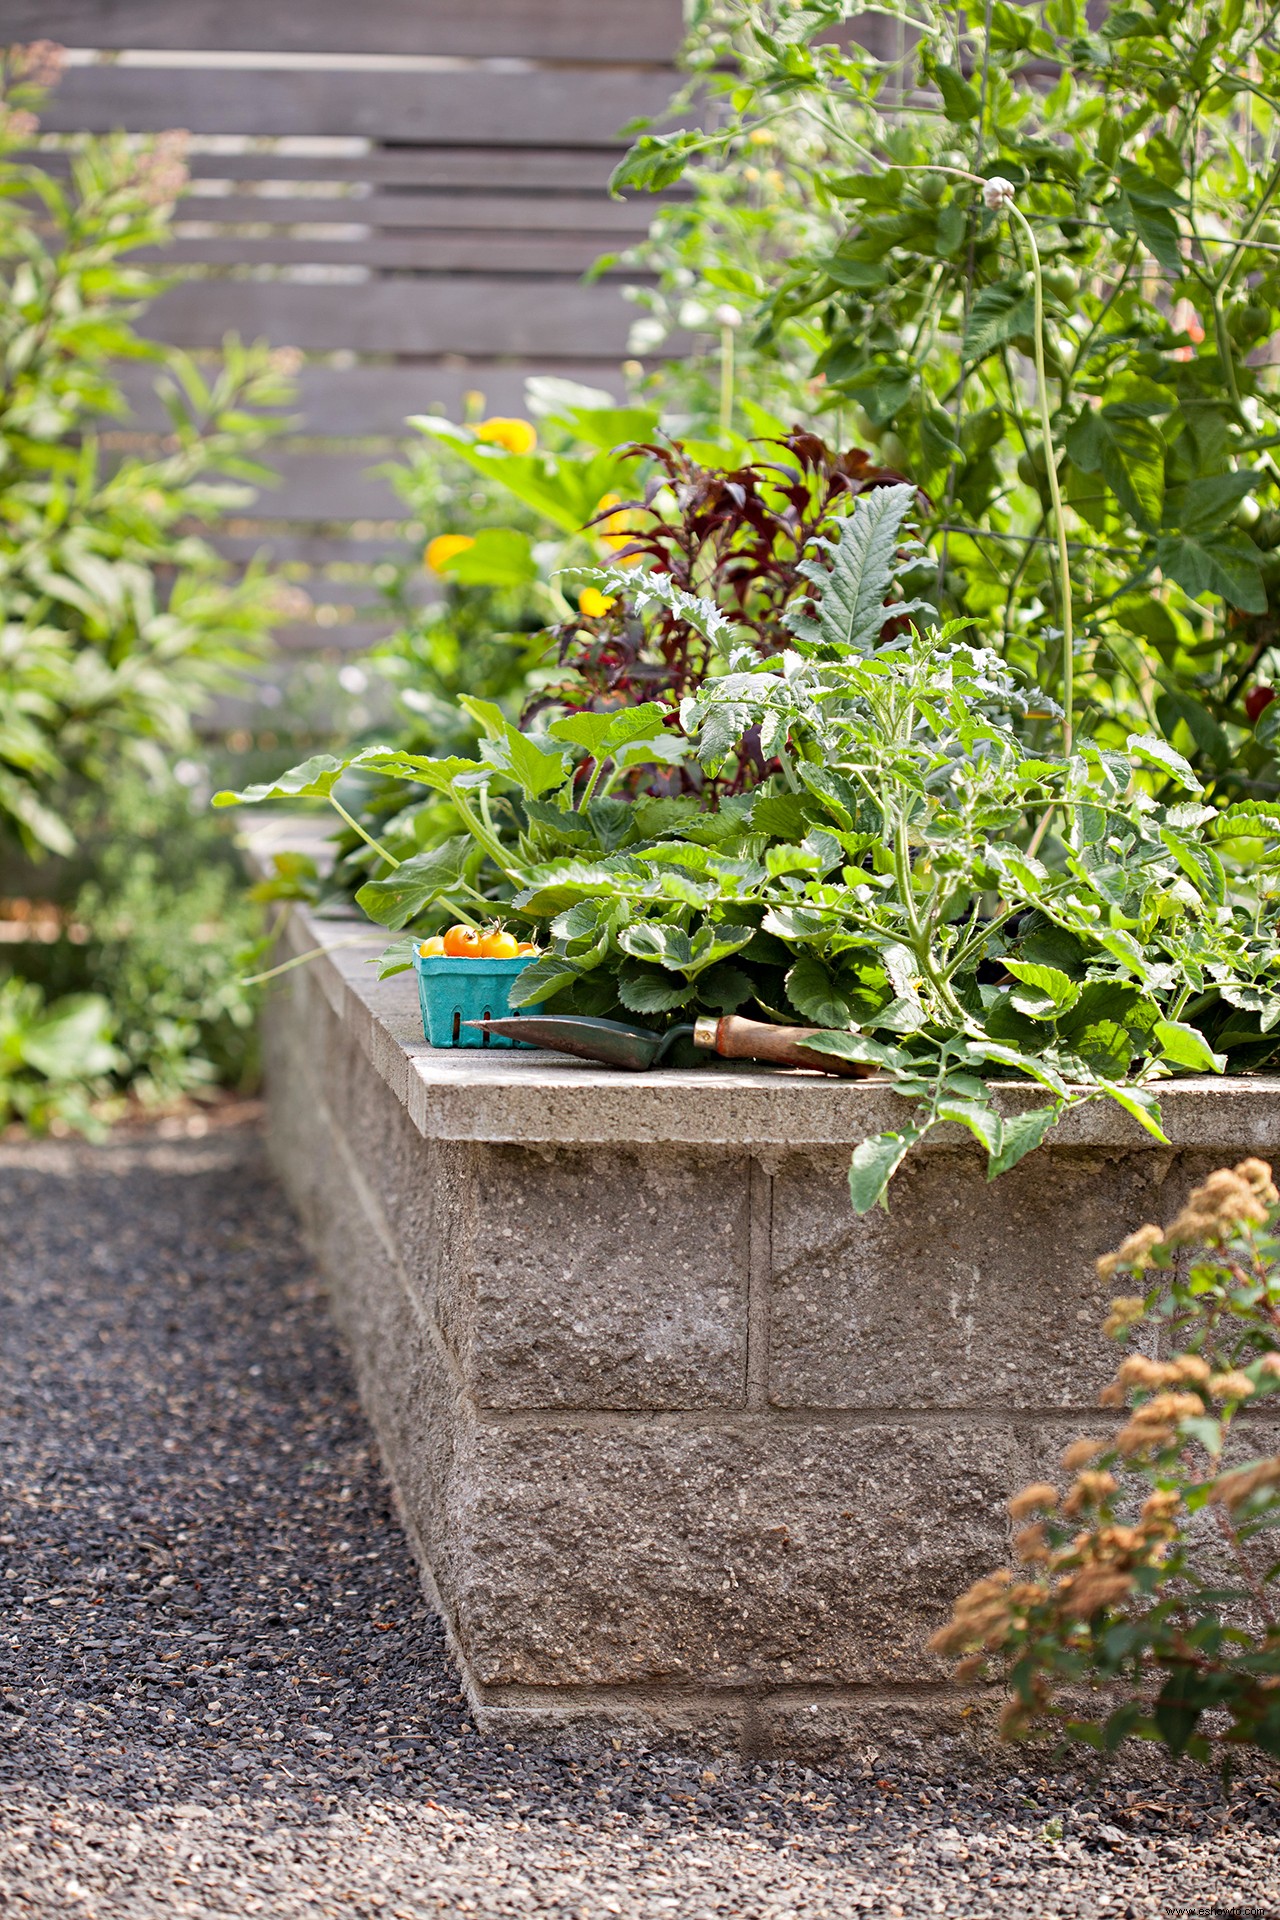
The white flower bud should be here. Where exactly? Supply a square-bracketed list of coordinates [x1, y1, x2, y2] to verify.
[713, 304, 742, 329]
[983, 176, 1017, 212]
[627, 317, 666, 354]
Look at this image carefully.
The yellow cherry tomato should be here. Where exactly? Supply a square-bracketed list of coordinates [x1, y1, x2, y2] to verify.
[418, 936, 446, 956]
[476, 929, 521, 959]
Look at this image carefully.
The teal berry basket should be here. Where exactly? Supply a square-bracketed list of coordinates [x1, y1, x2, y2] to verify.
[413, 951, 543, 1048]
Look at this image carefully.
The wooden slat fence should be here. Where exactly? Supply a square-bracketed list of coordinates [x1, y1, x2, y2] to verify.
[11, 1, 687, 728]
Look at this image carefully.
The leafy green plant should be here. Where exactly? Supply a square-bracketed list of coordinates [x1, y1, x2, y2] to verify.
[333, 409, 910, 886]
[12, 772, 263, 1105]
[0, 44, 294, 861]
[932, 1156, 1280, 1765]
[538, 427, 911, 747]
[0, 974, 115, 1135]
[325, 380, 666, 885]
[0, 45, 298, 1128]
[220, 487, 1280, 1212]
[617, 0, 1280, 799]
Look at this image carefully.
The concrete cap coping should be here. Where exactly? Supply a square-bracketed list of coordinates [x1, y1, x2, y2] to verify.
[256, 889, 1280, 1154]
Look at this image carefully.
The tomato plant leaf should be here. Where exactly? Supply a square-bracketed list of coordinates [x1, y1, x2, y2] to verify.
[988, 1103, 1061, 1176]
[848, 1128, 920, 1214]
[1153, 529, 1267, 612]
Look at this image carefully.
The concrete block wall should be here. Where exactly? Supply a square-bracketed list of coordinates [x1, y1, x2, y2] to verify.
[262, 902, 1280, 1757]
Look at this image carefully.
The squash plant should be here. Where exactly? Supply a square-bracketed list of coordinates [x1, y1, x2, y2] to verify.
[615, 0, 1280, 801]
[220, 487, 1280, 1213]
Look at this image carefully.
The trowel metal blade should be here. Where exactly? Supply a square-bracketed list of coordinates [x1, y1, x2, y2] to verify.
[464, 1014, 665, 1070]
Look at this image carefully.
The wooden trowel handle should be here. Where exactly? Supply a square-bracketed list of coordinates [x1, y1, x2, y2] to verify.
[692, 1015, 874, 1079]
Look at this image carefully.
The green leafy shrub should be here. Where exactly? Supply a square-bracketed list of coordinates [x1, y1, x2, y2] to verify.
[0, 975, 115, 1134]
[932, 1156, 1280, 1765]
[326, 380, 663, 885]
[619, 0, 1280, 799]
[13, 773, 262, 1105]
[0, 43, 293, 1125]
[0, 50, 294, 857]
[332, 417, 915, 899]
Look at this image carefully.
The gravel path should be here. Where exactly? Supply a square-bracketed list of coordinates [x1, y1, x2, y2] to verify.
[1, 1121, 1277, 1919]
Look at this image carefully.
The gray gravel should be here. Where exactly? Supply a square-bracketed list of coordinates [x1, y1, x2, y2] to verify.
[1, 1120, 1277, 1919]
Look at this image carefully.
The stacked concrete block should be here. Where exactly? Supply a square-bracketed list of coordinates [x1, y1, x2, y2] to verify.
[263, 905, 1280, 1754]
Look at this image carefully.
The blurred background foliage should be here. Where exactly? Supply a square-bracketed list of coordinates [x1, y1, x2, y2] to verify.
[9, 0, 1280, 1129]
[0, 43, 292, 1130]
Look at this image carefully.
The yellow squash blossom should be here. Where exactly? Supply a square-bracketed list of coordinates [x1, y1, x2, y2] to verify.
[578, 586, 615, 619]
[594, 492, 642, 566]
[424, 533, 475, 572]
[474, 416, 537, 455]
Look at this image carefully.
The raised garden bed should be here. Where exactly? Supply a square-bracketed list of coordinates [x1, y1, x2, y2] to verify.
[261, 895, 1280, 1757]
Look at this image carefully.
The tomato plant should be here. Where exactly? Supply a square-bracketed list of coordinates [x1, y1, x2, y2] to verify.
[617, 0, 1280, 801]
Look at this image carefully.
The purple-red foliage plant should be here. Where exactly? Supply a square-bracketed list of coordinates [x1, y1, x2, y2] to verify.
[530, 428, 914, 794]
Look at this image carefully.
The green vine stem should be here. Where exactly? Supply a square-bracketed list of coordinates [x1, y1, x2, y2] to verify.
[1005, 195, 1074, 758]
[810, 141, 1075, 757]
[717, 308, 738, 441]
[327, 795, 401, 870]
[240, 932, 385, 988]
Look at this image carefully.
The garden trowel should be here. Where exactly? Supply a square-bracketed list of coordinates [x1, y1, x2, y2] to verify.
[465, 1012, 876, 1077]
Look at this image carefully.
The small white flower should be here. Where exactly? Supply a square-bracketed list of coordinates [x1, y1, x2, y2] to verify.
[713, 304, 742, 329]
[627, 317, 666, 354]
[983, 175, 1017, 212]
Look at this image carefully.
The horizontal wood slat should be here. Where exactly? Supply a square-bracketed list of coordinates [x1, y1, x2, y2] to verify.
[28, 147, 644, 192]
[170, 190, 655, 232]
[39, 66, 678, 144]
[146, 276, 647, 355]
[274, 622, 394, 653]
[151, 236, 631, 272]
[202, 662, 398, 735]
[241, 452, 404, 521]
[211, 532, 415, 565]
[10, 0, 684, 62]
[29, 6, 687, 705]
[120, 359, 622, 433]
